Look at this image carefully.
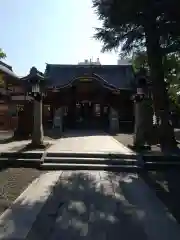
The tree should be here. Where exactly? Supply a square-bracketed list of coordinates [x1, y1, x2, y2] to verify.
[92, 0, 180, 151]
[0, 48, 6, 59]
[132, 51, 149, 73]
[132, 51, 180, 107]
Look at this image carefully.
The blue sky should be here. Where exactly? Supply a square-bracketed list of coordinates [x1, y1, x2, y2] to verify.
[0, 0, 118, 76]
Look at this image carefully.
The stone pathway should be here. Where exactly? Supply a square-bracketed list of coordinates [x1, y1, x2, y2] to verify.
[26, 171, 180, 240]
[47, 131, 134, 155]
[1, 131, 180, 239]
[0, 171, 61, 240]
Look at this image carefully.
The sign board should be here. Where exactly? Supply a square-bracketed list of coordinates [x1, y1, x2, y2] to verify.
[78, 77, 92, 82]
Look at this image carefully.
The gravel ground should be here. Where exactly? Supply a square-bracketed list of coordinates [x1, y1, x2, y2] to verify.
[0, 168, 43, 215]
[0, 130, 56, 216]
[113, 133, 134, 148]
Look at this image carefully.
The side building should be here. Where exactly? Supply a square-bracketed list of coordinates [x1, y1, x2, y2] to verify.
[0, 61, 22, 130]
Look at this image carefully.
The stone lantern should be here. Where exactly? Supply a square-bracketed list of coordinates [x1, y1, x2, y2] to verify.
[129, 74, 154, 151]
[27, 67, 47, 147]
[15, 67, 47, 147]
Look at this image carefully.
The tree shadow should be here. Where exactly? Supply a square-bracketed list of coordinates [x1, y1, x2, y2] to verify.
[0, 165, 8, 173]
[109, 171, 180, 239]
[141, 169, 180, 224]
[0, 131, 15, 144]
[0, 137, 15, 144]
[62, 130, 109, 139]
[118, 122, 134, 134]
[174, 129, 180, 143]
[44, 129, 62, 140]
[0, 171, 148, 240]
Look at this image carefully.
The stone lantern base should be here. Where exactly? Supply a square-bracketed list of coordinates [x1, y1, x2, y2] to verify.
[24, 141, 50, 151]
[128, 144, 151, 152]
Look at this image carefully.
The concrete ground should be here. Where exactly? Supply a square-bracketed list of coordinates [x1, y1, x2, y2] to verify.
[0, 130, 56, 153]
[0, 131, 13, 141]
[25, 171, 180, 240]
[113, 128, 180, 154]
[47, 130, 134, 154]
[0, 130, 180, 239]
[113, 131, 180, 224]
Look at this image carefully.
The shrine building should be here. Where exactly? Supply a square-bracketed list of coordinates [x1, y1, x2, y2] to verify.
[0, 60, 135, 133]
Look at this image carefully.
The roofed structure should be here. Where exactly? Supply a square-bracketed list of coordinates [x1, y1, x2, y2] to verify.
[0, 61, 19, 79]
[44, 64, 135, 90]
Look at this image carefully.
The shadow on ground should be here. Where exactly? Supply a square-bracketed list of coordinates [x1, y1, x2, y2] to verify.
[0, 171, 150, 240]
[113, 128, 180, 224]
[1, 170, 179, 240]
[174, 129, 180, 143]
[141, 169, 180, 224]
[0, 128, 62, 145]
[61, 130, 110, 138]
[44, 129, 62, 140]
[0, 131, 14, 144]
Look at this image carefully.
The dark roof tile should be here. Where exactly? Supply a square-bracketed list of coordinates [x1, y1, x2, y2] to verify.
[45, 64, 135, 89]
[0, 61, 19, 78]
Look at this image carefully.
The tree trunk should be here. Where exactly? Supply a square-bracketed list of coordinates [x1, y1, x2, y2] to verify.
[145, 24, 177, 151]
[134, 97, 154, 147]
[31, 98, 44, 146]
[133, 100, 146, 146]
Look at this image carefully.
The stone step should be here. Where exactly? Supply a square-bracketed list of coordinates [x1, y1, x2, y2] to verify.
[0, 158, 41, 168]
[145, 161, 180, 165]
[46, 152, 137, 159]
[144, 161, 180, 170]
[143, 155, 180, 161]
[0, 152, 43, 159]
[40, 163, 141, 172]
[43, 157, 137, 165]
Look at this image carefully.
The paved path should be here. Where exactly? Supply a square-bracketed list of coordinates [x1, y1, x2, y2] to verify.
[47, 131, 134, 154]
[26, 171, 180, 240]
[0, 172, 61, 240]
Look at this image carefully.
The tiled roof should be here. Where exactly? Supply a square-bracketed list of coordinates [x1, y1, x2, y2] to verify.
[0, 61, 19, 78]
[45, 64, 135, 89]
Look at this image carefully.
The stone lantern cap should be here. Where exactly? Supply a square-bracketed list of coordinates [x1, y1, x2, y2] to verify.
[20, 67, 48, 93]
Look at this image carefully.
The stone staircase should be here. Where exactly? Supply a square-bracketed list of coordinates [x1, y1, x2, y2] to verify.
[0, 151, 180, 171]
[39, 152, 139, 171]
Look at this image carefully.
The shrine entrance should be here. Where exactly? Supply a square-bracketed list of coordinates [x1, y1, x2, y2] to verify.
[51, 74, 122, 132]
[64, 101, 109, 130]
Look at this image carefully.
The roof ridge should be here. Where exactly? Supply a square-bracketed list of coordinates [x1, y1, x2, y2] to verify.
[0, 61, 13, 71]
[46, 64, 132, 68]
